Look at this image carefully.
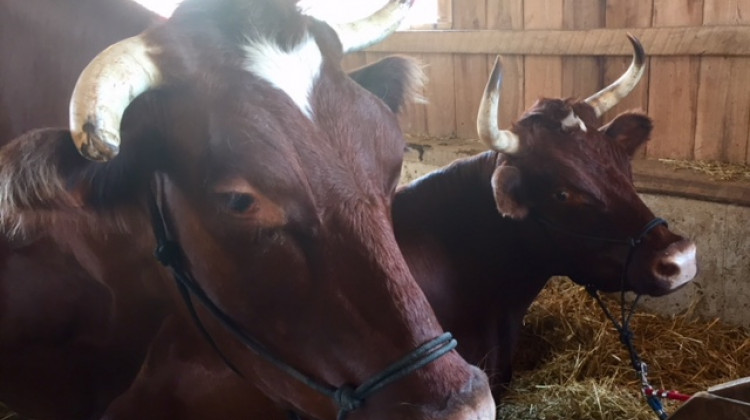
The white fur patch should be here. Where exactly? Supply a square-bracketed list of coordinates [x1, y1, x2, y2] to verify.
[243, 35, 322, 119]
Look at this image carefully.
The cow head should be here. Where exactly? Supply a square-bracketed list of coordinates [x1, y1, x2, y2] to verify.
[0, 0, 495, 418]
[477, 35, 697, 297]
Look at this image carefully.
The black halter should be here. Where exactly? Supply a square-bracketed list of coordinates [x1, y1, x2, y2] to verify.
[148, 177, 457, 420]
[535, 214, 670, 419]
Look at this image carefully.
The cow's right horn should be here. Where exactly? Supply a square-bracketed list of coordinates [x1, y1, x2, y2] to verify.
[584, 34, 646, 117]
[331, 0, 415, 53]
[69, 35, 163, 161]
[477, 56, 520, 155]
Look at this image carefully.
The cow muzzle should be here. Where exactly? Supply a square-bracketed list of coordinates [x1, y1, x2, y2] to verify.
[427, 366, 496, 420]
[650, 239, 697, 295]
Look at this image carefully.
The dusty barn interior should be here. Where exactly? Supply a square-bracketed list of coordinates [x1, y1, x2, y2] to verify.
[1, 0, 749, 419]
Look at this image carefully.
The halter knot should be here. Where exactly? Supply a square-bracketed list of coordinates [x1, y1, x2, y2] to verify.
[619, 328, 635, 345]
[334, 385, 363, 414]
[154, 240, 180, 266]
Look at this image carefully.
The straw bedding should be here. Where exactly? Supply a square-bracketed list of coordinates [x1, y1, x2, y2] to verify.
[1, 277, 747, 419]
[498, 277, 750, 420]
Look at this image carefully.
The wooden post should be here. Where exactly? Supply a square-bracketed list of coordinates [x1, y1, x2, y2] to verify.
[452, 0, 487, 139]
[486, 1, 525, 128]
[524, 0, 564, 108]
[647, 0, 703, 160]
[695, 0, 750, 163]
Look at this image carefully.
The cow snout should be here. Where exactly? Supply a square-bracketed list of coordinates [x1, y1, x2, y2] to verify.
[441, 366, 496, 420]
[652, 240, 697, 292]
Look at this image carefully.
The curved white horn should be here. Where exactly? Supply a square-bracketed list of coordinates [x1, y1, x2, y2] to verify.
[69, 35, 163, 161]
[331, 0, 415, 53]
[584, 34, 646, 118]
[477, 56, 520, 154]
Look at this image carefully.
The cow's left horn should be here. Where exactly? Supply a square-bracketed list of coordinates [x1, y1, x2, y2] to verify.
[69, 35, 163, 161]
[331, 0, 415, 53]
[584, 34, 646, 117]
[477, 56, 520, 154]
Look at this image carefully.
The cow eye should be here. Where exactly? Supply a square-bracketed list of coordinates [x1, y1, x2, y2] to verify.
[220, 193, 256, 213]
[554, 190, 569, 202]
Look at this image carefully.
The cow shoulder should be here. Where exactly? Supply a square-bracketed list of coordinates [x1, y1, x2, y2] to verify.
[348, 56, 425, 114]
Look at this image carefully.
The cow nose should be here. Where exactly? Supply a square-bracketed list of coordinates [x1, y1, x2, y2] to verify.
[442, 366, 496, 420]
[653, 240, 697, 290]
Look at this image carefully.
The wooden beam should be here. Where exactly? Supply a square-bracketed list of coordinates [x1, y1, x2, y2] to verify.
[632, 160, 750, 207]
[366, 26, 750, 56]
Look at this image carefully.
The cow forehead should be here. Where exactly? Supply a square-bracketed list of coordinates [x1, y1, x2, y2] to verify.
[242, 34, 323, 120]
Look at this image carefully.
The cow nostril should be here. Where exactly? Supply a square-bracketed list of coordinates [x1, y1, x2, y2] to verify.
[655, 260, 679, 278]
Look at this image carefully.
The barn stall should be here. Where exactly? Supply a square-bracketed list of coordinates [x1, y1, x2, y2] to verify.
[341, 0, 750, 418]
[0, 0, 748, 419]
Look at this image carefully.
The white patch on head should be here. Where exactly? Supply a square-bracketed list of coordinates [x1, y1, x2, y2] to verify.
[243, 34, 323, 120]
[561, 110, 587, 132]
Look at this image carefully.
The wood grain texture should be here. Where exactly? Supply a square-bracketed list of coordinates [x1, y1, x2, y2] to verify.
[562, 0, 603, 100]
[647, 0, 703, 160]
[524, 0, 563, 108]
[452, 0, 487, 138]
[340, 52, 368, 72]
[695, 0, 750, 163]
[365, 26, 750, 56]
[486, 0, 524, 128]
[422, 53, 457, 137]
[603, 0, 653, 131]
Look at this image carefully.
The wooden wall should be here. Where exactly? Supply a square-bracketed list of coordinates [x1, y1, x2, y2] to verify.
[342, 0, 750, 164]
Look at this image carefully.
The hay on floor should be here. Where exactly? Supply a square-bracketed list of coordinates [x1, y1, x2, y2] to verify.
[499, 277, 750, 420]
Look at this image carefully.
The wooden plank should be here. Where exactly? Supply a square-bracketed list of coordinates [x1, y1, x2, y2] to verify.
[562, 0, 603, 99]
[524, 0, 563, 108]
[452, 0, 487, 139]
[603, 0, 653, 130]
[646, 0, 703, 160]
[695, 0, 750, 164]
[422, 53, 456, 137]
[486, 0, 525, 128]
[632, 160, 750, 207]
[340, 52, 368, 72]
[364, 26, 750, 56]
[703, 0, 750, 25]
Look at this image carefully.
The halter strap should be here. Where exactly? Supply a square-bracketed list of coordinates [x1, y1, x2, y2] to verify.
[148, 176, 457, 419]
[535, 214, 671, 419]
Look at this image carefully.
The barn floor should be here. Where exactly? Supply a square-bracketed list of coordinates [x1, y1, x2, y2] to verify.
[498, 277, 750, 420]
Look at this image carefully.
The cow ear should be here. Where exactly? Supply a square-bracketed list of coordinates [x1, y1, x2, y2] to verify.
[600, 112, 653, 157]
[348, 56, 425, 114]
[0, 129, 86, 234]
[491, 164, 528, 219]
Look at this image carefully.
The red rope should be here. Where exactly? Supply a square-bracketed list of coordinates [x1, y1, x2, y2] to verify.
[644, 386, 692, 402]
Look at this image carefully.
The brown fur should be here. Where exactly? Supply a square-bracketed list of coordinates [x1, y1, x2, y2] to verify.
[0, 1, 489, 419]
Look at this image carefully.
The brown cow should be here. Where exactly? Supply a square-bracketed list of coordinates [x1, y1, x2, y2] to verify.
[394, 36, 697, 394]
[0, 0, 161, 144]
[0, 0, 496, 419]
[95, 35, 699, 417]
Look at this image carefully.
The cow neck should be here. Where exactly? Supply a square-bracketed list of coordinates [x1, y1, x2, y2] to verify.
[146, 175, 458, 420]
[534, 214, 671, 419]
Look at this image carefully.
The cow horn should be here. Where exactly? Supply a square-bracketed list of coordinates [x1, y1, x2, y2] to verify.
[331, 0, 415, 53]
[69, 35, 163, 161]
[584, 34, 646, 117]
[477, 56, 520, 154]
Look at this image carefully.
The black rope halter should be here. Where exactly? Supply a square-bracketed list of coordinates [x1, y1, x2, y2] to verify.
[535, 214, 670, 420]
[148, 177, 457, 420]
